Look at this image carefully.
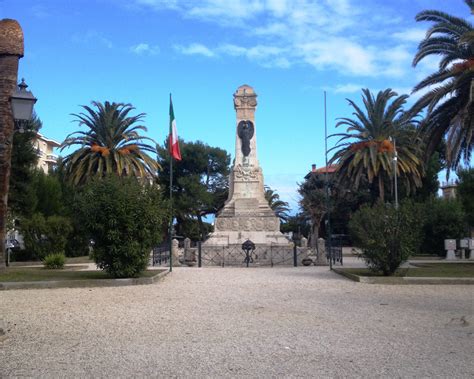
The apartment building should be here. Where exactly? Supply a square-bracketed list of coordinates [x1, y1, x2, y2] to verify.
[33, 132, 60, 173]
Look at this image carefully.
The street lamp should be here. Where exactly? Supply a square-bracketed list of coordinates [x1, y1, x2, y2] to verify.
[10, 78, 37, 132]
[389, 137, 399, 209]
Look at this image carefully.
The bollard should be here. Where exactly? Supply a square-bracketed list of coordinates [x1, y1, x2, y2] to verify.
[198, 241, 202, 267]
[468, 239, 474, 261]
[293, 243, 297, 267]
[444, 239, 457, 260]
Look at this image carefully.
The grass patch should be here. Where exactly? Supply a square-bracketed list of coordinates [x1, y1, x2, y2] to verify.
[65, 255, 94, 264]
[409, 256, 443, 261]
[0, 267, 162, 282]
[340, 263, 474, 278]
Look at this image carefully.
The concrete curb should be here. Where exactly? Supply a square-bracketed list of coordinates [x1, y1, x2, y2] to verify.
[333, 268, 474, 285]
[0, 269, 169, 291]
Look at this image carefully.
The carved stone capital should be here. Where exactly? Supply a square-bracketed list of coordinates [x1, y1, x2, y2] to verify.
[233, 84, 257, 109]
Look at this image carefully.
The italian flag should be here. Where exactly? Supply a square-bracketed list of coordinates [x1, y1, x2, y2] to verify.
[169, 95, 181, 161]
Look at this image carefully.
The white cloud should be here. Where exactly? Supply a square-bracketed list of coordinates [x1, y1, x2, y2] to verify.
[130, 43, 160, 55]
[187, 0, 264, 20]
[174, 43, 216, 57]
[392, 28, 426, 43]
[128, 0, 424, 79]
[299, 39, 376, 76]
[332, 84, 365, 94]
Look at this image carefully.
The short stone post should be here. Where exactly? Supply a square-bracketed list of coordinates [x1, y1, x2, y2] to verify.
[300, 236, 308, 248]
[468, 239, 474, 261]
[444, 239, 457, 261]
[315, 238, 328, 265]
[171, 238, 181, 266]
[183, 237, 196, 266]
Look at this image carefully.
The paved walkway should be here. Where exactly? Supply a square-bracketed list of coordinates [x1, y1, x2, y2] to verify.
[0, 266, 473, 377]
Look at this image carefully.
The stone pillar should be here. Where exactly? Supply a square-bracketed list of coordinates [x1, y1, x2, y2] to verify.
[300, 236, 308, 248]
[316, 238, 328, 265]
[183, 237, 196, 266]
[171, 238, 181, 266]
[0, 19, 24, 271]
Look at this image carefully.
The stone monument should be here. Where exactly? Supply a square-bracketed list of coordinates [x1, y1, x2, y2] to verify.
[204, 84, 290, 248]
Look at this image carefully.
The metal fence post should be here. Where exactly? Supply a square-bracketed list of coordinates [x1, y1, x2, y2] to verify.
[198, 241, 202, 268]
[293, 243, 297, 267]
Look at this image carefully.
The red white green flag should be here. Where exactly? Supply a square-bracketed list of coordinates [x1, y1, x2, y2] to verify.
[169, 95, 181, 161]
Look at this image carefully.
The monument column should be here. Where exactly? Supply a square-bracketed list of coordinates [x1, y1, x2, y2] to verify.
[204, 84, 289, 247]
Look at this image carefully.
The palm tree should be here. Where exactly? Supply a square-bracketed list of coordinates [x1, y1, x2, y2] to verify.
[329, 89, 424, 202]
[61, 101, 160, 185]
[412, 1, 473, 172]
[0, 19, 24, 271]
[264, 185, 290, 221]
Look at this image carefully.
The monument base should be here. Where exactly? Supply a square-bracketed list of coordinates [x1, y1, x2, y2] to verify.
[199, 243, 314, 267]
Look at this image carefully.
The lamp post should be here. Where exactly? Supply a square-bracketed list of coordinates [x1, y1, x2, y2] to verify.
[389, 137, 399, 209]
[0, 19, 25, 270]
[11, 78, 37, 132]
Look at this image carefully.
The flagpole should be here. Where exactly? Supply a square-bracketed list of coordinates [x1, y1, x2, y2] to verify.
[324, 90, 332, 271]
[169, 93, 173, 273]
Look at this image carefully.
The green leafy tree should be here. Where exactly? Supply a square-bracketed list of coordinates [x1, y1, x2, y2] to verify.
[75, 176, 167, 278]
[299, 171, 372, 244]
[21, 213, 72, 260]
[264, 185, 290, 221]
[157, 139, 230, 241]
[280, 213, 311, 242]
[349, 201, 423, 275]
[8, 115, 41, 217]
[457, 167, 474, 228]
[32, 170, 64, 217]
[329, 89, 424, 202]
[412, 2, 474, 172]
[420, 198, 466, 256]
[298, 173, 328, 245]
[61, 101, 160, 185]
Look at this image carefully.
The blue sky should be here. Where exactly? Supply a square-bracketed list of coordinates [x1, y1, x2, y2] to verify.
[1, 0, 471, 212]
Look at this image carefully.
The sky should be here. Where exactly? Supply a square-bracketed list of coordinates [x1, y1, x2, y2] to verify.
[1, 0, 472, 212]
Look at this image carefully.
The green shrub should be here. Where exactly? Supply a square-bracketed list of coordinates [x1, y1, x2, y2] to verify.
[20, 213, 73, 260]
[349, 201, 422, 275]
[75, 176, 167, 278]
[43, 253, 65, 269]
[420, 198, 466, 256]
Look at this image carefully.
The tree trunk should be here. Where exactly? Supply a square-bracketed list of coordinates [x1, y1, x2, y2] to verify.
[0, 20, 24, 271]
[378, 175, 385, 203]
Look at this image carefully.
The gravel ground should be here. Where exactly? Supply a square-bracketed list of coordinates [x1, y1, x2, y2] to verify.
[0, 266, 473, 378]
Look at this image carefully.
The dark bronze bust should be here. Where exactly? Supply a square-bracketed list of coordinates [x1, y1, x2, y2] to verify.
[237, 120, 254, 157]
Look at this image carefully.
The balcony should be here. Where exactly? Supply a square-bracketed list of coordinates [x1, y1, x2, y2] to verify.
[44, 154, 58, 163]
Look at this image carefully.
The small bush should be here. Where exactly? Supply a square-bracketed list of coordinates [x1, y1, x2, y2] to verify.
[349, 201, 422, 275]
[43, 253, 65, 269]
[75, 176, 167, 278]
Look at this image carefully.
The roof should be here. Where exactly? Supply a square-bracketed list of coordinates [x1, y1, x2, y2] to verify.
[35, 132, 61, 147]
[304, 164, 339, 179]
[313, 164, 338, 174]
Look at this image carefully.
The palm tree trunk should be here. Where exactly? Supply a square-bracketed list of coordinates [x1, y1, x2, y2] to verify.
[378, 175, 385, 203]
[0, 19, 24, 271]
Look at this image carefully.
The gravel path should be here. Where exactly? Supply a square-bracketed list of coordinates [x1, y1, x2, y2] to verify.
[0, 267, 473, 378]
